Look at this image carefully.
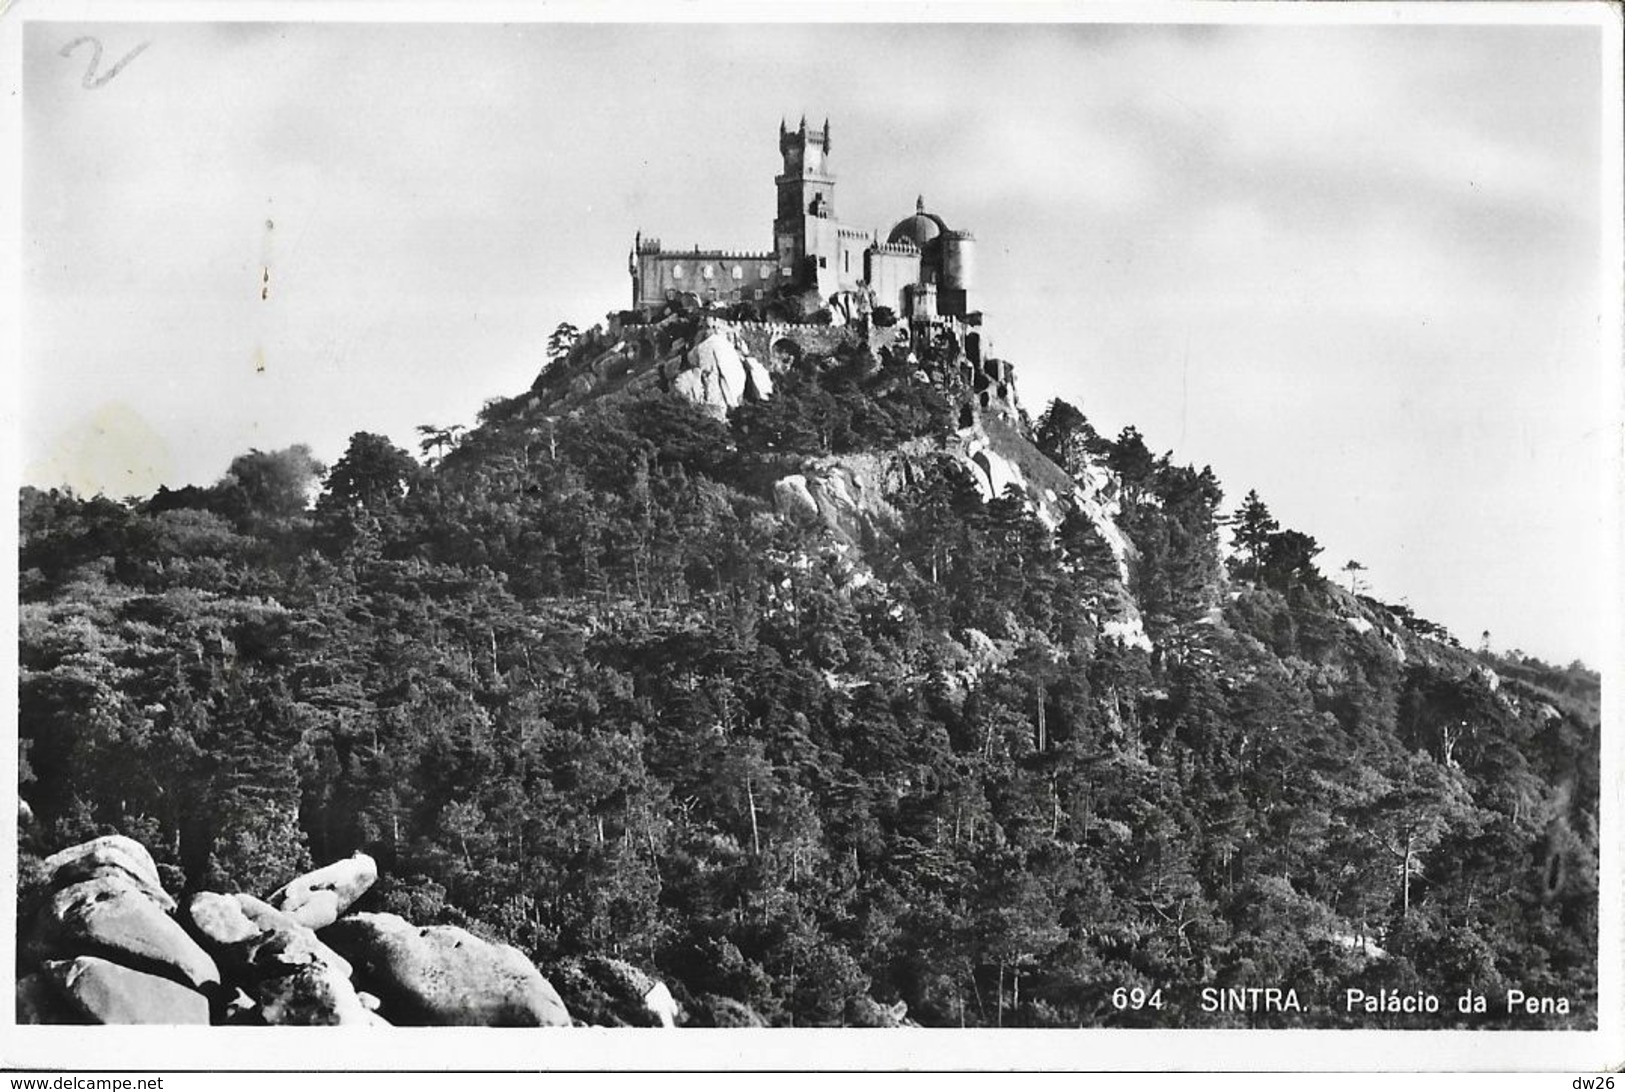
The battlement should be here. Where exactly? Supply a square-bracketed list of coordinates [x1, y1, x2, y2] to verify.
[639, 245, 775, 260]
[779, 115, 832, 156]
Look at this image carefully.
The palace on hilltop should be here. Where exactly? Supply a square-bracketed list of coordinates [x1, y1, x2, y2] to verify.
[630, 117, 979, 325]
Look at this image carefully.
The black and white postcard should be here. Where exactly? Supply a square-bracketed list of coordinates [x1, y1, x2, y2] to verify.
[4, 0, 1621, 1077]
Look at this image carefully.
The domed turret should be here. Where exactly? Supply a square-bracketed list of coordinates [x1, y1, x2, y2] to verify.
[887, 196, 949, 249]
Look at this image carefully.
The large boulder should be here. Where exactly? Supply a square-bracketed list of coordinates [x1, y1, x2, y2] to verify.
[255, 966, 375, 1026]
[232, 893, 352, 978]
[268, 853, 378, 930]
[671, 330, 770, 416]
[323, 912, 571, 1027]
[772, 475, 820, 523]
[38, 956, 210, 1025]
[185, 891, 367, 1026]
[32, 873, 218, 990]
[642, 979, 681, 1028]
[186, 891, 260, 949]
[43, 835, 175, 912]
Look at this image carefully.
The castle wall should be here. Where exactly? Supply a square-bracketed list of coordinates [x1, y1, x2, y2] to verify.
[725, 320, 860, 367]
[636, 251, 783, 308]
[866, 247, 920, 315]
[801, 217, 846, 298]
[836, 226, 870, 295]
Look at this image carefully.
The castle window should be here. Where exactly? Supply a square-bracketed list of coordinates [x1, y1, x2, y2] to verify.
[781, 267, 792, 277]
[731, 264, 742, 279]
[702, 264, 714, 279]
[843, 252, 849, 273]
[818, 257, 827, 269]
[672, 264, 684, 278]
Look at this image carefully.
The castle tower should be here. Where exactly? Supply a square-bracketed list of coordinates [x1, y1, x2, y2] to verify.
[774, 117, 841, 297]
[937, 230, 976, 318]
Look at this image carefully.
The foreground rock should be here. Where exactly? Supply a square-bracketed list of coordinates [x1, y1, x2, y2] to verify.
[43, 835, 176, 912]
[37, 956, 211, 1025]
[32, 873, 219, 991]
[255, 964, 376, 1026]
[186, 891, 259, 949]
[268, 853, 378, 930]
[185, 891, 369, 1025]
[324, 912, 571, 1027]
[232, 894, 354, 978]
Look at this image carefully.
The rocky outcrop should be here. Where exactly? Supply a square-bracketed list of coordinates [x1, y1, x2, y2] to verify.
[769, 446, 916, 549]
[186, 891, 260, 948]
[43, 835, 176, 912]
[31, 872, 219, 991]
[17, 836, 707, 1029]
[669, 328, 773, 417]
[772, 474, 820, 523]
[185, 891, 369, 1026]
[323, 913, 572, 1027]
[268, 852, 378, 930]
[17, 838, 216, 1024]
[766, 420, 1150, 652]
[254, 963, 376, 1027]
[37, 956, 211, 1025]
[231, 894, 354, 978]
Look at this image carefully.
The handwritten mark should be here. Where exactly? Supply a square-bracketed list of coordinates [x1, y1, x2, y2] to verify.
[59, 36, 151, 90]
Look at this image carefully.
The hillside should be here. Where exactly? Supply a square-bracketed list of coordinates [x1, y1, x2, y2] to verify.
[16, 301, 1600, 1029]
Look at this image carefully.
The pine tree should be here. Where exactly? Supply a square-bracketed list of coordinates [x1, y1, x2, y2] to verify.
[1230, 490, 1278, 581]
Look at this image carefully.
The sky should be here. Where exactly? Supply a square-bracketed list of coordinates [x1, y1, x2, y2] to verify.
[17, 13, 1618, 667]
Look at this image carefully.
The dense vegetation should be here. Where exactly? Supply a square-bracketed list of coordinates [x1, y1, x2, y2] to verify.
[17, 332, 1599, 1028]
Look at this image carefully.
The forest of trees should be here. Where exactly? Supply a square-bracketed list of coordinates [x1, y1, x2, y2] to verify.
[16, 331, 1600, 1028]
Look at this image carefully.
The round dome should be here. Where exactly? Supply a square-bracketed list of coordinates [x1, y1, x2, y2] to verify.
[887, 196, 949, 248]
